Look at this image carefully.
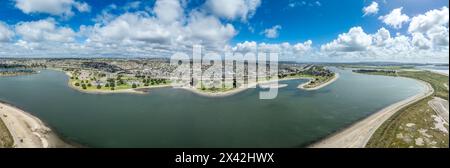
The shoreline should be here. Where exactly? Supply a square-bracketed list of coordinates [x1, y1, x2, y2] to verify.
[426, 69, 449, 77]
[68, 80, 172, 95]
[0, 101, 71, 148]
[0, 72, 37, 77]
[298, 73, 340, 91]
[1, 68, 433, 148]
[63, 70, 171, 95]
[178, 77, 306, 97]
[179, 72, 339, 97]
[309, 78, 433, 148]
[61, 68, 339, 96]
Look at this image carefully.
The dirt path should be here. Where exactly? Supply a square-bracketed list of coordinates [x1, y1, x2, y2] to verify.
[310, 80, 433, 148]
[428, 97, 449, 123]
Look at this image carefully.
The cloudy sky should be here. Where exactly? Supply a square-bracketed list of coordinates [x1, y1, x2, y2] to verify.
[0, 0, 448, 63]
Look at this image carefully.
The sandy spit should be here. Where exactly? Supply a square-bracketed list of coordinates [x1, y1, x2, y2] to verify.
[0, 102, 71, 148]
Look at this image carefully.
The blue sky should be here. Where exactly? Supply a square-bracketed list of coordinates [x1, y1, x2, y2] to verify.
[235, 0, 448, 44]
[0, 0, 448, 62]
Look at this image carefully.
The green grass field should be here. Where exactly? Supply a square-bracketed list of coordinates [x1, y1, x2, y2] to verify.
[366, 97, 449, 148]
[342, 65, 415, 70]
[397, 71, 448, 100]
[361, 70, 448, 100]
[69, 78, 170, 92]
[0, 118, 14, 148]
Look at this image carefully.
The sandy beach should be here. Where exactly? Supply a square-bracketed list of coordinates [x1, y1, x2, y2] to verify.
[298, 73, 340, 91]
[0, 102, 70, 148]
[178, 78, 303, 97]
[69, 81, 171, 95]
[259, 83, 288, 89]
[179, 73, 339, 97]
[178, 83, 259, 97]
[309, 79, 433, 148]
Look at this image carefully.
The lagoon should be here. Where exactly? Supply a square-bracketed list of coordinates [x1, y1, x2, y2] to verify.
[0, 68, 425, 147]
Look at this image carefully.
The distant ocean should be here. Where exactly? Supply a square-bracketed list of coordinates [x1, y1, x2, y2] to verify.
[417, 65, 449, 75]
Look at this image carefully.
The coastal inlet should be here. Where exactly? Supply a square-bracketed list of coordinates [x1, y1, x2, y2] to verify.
[0, 68, 425, 147]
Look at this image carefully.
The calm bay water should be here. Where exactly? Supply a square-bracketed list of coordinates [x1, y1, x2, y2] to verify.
[0, 68, 424, 147]
[416, 65, 449, 75]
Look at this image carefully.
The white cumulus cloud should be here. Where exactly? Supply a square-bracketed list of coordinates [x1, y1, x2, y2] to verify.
[84, 0, 237, 54]
[320, 25, 448, 62]
[379, 7, 410, 29]
[321, 27, 372, 52]
[408, 6, 449, 47]
[15, 18, 76, 43]
[232, 40, 313, 60]
[154, 0, 184, 23]
[0, 22, 15, 42]
[232, 41, 257, 52]
[14, 0, 90, 18]
[411, 33, 432, 50]
[262, 25, 282, 38]
[363, 2, 379, 16]
[293, 40, 313, 53]
[186, 11, 237, 47]
[206, 0, 261, 21]
[372, 27, 391, 46]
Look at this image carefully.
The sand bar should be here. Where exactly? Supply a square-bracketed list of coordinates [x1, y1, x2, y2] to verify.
[298, 73, 339, 91]
[0, 102, 70, 148]
[178, 78, 302, 97]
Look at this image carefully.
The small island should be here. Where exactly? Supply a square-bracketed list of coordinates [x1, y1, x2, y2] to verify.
[65, 68, 171, 94]
[187, 65, 338, 96]
[0, 69, 37, 77]
[50, 60, 337, 96]
[2, 59, 338, 96]
[352, 69, 397, 76]
[0, 63, 45, 77]
[295, 66, 338, 90]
